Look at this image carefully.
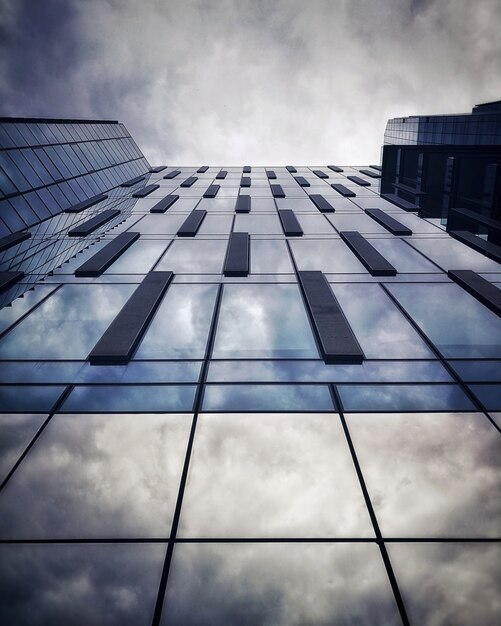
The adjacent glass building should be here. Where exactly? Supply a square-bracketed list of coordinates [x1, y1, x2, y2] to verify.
[0, 117, 500, 625]
[381, 101, 501, 247]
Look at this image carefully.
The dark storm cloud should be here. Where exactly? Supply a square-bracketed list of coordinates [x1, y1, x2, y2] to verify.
[1, 0, 500, 164]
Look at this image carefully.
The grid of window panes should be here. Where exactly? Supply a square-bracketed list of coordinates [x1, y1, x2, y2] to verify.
[0, 158, 500, 625]
[384, 112, 501, 146]
[0, 118, 149, 234]
[0, 119, 151, 307]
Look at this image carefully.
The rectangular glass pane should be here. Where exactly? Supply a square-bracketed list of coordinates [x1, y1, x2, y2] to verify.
[212, 284, 318, 358]
[250, 239, 293, 273]
[290, 239, 367, 273]
[155, 239, 227, 273]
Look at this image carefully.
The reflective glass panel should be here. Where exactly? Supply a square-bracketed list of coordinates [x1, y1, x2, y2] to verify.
[387, 283, 501, 358]
[178, 413, 371, 538]
[161, 543, 400, 625]
[0, 543, 165, 626]
[388, 542, 501, 626]
[104, 240, 167, 273]
[155, 239, 227, 273]
[212, 284, 318, 358]
[0, 413, 46, 483]
[0, 413, 192, 538]
[332, 284, 434, 358]
[250, 239, 293, 273]
[346, 412, 501, 537]
[135, 284, 218, 358]
[0, 284, 135, 360]
[290, 239, 367, 273]
[202, 384, 333, 411]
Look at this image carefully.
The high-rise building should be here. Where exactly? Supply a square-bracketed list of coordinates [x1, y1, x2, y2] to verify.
[381, 101, 501, 250]
[0, 117, 500, 626]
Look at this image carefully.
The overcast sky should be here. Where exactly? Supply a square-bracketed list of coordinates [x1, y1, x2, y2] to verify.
[1, 0, 500, 165]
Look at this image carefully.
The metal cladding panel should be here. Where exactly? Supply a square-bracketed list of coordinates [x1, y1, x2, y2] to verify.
[197, 166, 209, 173]
[163, 170, 181, 179]
[369, 164, 382, 171]
[286, 166, 297, 173]
[235, 195, 251, 213]
[203, 184, 220, 198]
[243, 166, 251, 173]
[0, 271, 25, 292]
[180, 177, 197, 188]
[150, 194, 179, 213]
[0, 231, 31, 253]
[89, 271, 174, 365]
[327, 165, 344, 173]
[132, 184, 160, 198]
[223, 232, 250, 277]
[271, 184, 285, 198]
[449, 231, 501, 264]
[298, 270, 364, 364]
[149, 166, 167, 173]
[75, 232, 140, 277]
[266, 170, 277, 179]
[68, 209, 121, 237]
[120, 175, 145, 187]
[340, 231, 397, 276]
[310, 194, 335, 213]
[64, 194, 108, 213]
[295, 176, 310, 187]
[216, 170, 228, 179]
[313, 170, 328, 178]
[347, 175, 371, 186]
[331, 184, 356, 197]
[278, 209, 303, 236]
[177, 210, 207, 237]
[359, 169, 381, 179]
[448, 270, 501, 317]
[240, 177, 251, 187]
[365, 208, 412, 236]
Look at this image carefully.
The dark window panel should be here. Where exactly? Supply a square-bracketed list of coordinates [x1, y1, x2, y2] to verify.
[0, 161, 18, 195]
[203, 184, 220, 198]
[223, 232, 250, 277]
[132, 184, 160, 198]
[180, 176, 198, 188]
[9, 195, 39, 227]
[75, 232, 140, 277]
[177, 210, 207, 237]
[331, 183, 356, 197]
[313, 170, 329, 178]
[448, 270, 501, 317]
[449, 231, 501, 264]
[0, 151, 30, 192]
[0, 271, 24, 292]
[0, 201, 27, 231]
[120, 175, 145, 187]
[359, 169, 381, 179]
[34, 147, 63, 181]
[235, 195, 251, 213]
[64, 193, 108, 213]
[150, 194, 179, 213]
[295, 176, 310, 187]
[88, 271, 174, 365]
[298, 270, 364, 364]
[197, 166, 209, 173]
[381, 193, 419, 211]
[68, 209, 121, 237]
[278, 209, 303, 236]
[271, 184, 285, 198]
[24, 191, 51, 221]
[0, 231, 31, 253]
[240, 177, 251, 187]
[340, 231, 397, 276]
[347, 175, 371, 186]
[364, 209, 412, 235]
[163, 170, 180, 179]
[310, 194, 335, 213]
[327, 165, 344, 172]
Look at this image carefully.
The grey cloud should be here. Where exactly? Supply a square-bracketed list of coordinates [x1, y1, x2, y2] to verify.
[1, 0, 500, 165]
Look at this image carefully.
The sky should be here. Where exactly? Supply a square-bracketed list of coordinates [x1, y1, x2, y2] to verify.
[0, 0, 500, 166]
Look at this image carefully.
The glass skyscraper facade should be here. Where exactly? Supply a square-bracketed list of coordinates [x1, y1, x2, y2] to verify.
[381, 102, 501, 248]
[0, 118, 500, 625]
